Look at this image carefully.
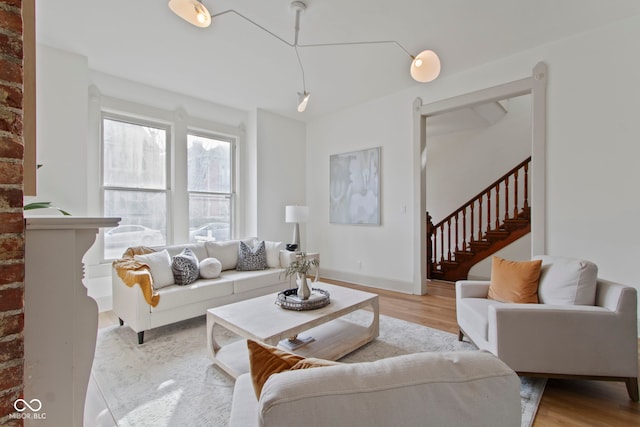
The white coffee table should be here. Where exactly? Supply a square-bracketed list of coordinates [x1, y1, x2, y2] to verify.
[206, 282, 379, 378]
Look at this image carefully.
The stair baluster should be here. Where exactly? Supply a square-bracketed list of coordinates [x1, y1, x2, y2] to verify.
[513, 170, 519, 218]
[446, 218, 452, 262]
[486, 190, 492, 234]
[523, 162, 529, 212]
[504, 176, 510, 222]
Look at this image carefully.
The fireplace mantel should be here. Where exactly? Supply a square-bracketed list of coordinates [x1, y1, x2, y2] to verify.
[23, 216, 119, 426]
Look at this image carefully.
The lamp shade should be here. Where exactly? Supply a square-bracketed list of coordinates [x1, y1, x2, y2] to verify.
[285, 205, 308, 223]
[410, 50, 441, 83]
[168, 0, 211, 28]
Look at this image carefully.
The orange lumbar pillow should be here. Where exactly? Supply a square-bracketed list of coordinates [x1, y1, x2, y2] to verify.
[247, 340, 341, 398]
[487, 256, 543, 304]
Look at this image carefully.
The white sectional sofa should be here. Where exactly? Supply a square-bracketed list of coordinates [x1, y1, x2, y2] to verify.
[112, 239, 296, 344]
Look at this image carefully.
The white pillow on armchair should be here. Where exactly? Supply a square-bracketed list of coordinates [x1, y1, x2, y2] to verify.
[532, 255, 597, 305]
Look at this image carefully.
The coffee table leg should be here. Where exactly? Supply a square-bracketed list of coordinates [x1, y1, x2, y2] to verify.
[206, 311, 221, 361]
[368, 298, 380, 340]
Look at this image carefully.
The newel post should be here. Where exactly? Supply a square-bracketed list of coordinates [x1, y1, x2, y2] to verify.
[426, 212, 434, 278]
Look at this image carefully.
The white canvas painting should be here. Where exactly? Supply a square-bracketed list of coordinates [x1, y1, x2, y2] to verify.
[329, 147, 381, 225]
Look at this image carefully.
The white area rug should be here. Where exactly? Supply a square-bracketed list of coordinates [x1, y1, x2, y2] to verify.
[93, 314, 545, 427]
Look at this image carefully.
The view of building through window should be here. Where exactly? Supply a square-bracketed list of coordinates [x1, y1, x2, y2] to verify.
[187, 134, 233, 243]
[102, 117, 169, 259]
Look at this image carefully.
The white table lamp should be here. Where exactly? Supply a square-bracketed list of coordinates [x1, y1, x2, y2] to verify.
[285, 205, 308, 251]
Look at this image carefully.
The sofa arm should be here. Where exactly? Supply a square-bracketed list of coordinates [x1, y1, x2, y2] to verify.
[229, 374, 259, 427]
[488, 304, 638, 377]
[456, 280, 490, 299]
[111, 267, 153, 333]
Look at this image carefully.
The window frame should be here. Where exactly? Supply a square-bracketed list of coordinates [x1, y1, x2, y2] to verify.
[100, 112, 172, 260]
[186, 129, 236, 242]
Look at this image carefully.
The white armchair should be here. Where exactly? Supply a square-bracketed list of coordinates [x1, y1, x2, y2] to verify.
[456, 256, 638, 401]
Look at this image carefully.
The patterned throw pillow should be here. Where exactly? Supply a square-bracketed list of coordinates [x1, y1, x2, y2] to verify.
[237, 240, 267, 271]
[171, 248, 200, 285]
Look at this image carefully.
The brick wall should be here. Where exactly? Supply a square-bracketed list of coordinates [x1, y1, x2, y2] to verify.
[0, 0, 24, 425]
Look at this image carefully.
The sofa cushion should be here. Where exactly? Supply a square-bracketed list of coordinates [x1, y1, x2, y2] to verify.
[222, 269, 285, 294]
[199, 257, 222, 279]
[248, 340, 340, 399]
[237, 241, 268, 271]
[134, 249, 174, 289]
[157, 243, 208, 262]
[264, 241, 284, 268]
[171, 248, 199, 285]
[205, 240, 241, 270]
[533, 255, 598, 305]
[488, 256, 542, 304]
[150, 277, 234, 312]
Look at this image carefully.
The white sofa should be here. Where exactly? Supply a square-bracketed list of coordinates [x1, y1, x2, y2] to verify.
[229, 350, 521, 427]
[112, 240, 298, 344]
[456, 255, 639, 401]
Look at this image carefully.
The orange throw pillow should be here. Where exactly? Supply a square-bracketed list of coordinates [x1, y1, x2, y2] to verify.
[488, 256, 542, 304]
[247, 340, 341, 399]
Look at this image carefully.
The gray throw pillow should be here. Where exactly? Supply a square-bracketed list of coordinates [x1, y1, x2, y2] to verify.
[172, 248, 199, 285]
[237, 240, 267, 271]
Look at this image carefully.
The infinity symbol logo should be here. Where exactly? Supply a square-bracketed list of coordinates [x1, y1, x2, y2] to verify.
[13, 398, 42, 412]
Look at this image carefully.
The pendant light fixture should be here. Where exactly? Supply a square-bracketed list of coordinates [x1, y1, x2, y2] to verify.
[410, 49, 441, 83]
[168, 0, 211, 28]
[297, 92, 311, 112]
[168, 1, 440, 111]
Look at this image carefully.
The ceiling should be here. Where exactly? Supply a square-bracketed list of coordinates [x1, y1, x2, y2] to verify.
[36, 0, 640, 122]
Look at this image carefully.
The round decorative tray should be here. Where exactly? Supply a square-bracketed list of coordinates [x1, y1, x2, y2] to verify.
[275, 288, 330, 311]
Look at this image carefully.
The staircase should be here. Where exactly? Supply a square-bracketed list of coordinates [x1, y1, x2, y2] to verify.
[427, 157, 531, 282]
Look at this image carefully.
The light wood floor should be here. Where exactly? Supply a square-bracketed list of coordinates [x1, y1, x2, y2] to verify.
[326, 279, 640, 427]
[100, 279, 640, 426]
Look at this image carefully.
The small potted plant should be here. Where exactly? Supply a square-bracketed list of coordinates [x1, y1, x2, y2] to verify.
[281, 253, 319, 300]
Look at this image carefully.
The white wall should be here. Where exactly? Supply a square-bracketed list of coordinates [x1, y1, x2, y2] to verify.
[306, 12, 640, 322]
[29, 46, 89, 216]
[307, 97, 415, 292]
[427, 95, 531, 222]
[255, 110, 307, 245]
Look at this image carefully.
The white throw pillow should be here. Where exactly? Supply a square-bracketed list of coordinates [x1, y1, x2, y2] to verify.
[264, 241, 284, 268]
[205, 240, 241, 270]
[134, 250, 174, 289]
[533, 255, 598, 305]
[205, 238, 258, 271]
[199, 257, 222, 279]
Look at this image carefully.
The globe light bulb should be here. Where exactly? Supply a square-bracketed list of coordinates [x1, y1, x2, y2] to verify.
[410, 50, 441, 83]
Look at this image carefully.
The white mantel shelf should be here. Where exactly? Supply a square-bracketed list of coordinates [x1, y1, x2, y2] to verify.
[25, 216, 120, 230]
[24, 216, 119, 427]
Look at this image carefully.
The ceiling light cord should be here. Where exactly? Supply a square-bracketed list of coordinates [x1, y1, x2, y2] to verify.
[295, 46, 307, 94]
[298, 39, 413, 59]
[212, 9, 294, 47]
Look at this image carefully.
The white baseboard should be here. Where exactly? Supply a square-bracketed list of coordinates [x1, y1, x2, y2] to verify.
[319, 268, 413, 294]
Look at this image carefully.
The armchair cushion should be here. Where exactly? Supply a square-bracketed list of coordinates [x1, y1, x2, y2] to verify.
[533, 255, 598, 305]
[488, 256, 542, 303]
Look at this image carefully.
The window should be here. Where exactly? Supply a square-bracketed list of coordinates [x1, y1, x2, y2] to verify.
[187, 133, 233, 243]
[102, 116, 169, 259]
